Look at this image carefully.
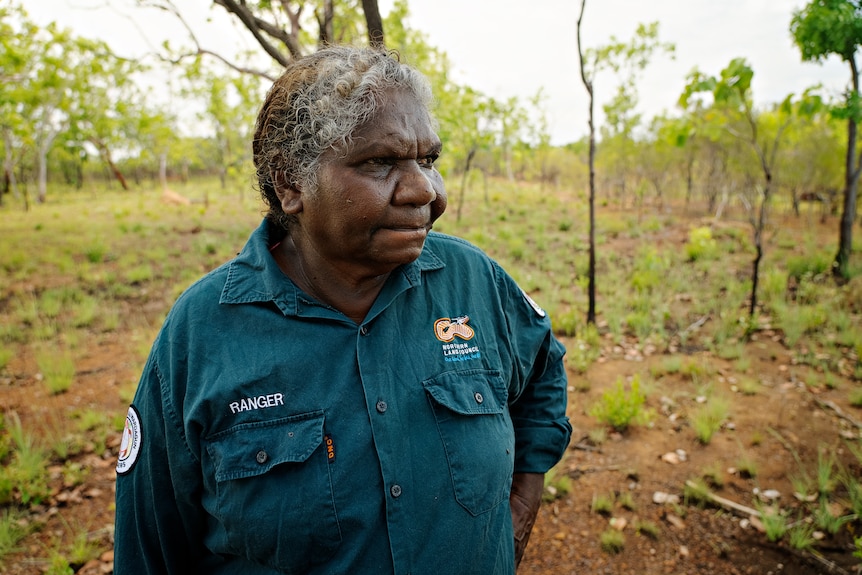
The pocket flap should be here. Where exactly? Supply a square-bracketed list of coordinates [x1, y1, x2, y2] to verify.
[422, 369, 506, 415]
[207, 411, 325, 482]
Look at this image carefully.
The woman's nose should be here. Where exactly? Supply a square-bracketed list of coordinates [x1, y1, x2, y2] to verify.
[393, 161, 436, 207]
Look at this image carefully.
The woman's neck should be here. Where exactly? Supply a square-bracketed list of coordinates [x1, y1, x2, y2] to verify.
[272, 235, 389, 324]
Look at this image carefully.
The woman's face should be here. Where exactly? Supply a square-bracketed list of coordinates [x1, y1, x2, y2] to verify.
[292, 87, 447, 277]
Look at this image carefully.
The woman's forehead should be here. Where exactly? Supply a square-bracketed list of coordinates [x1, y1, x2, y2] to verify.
[350, 89, 438, 147]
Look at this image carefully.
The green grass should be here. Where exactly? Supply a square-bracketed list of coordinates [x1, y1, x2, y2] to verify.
[1, 176, 861, 567]
[756, 503, 788, 543]
[6, 414, 51, 505]
[633, 518, 660, 539]
[599, 528, 625, 554]
[787, 519, 817, 551]
[588, 374, 651, 432]
[0, 509, 28, 565]
[591, 493, 615, 515]
[691, 395, 730, 444]
[36, 348, 76, 395]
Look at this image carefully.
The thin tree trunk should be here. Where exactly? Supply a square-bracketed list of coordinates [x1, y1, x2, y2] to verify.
[3, 130, 20, 203]
[361, 0, 384, 49]
[317, 0, 334, 46]
[91, 138, 129, 191]
[685, 153, 694, 210]
[456, 147, 476, 223]
[36, 131, 58, 204]
[159, 152, 169, 192]
[577, 0, 596, 326]
[836, 57, 861, 279]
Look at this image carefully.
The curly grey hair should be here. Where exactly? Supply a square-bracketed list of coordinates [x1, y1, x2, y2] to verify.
[253, 46, 434, 231]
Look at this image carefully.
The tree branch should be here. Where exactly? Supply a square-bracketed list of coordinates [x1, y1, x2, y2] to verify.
[138, 0, 278, 78]
[213, 0, 298, 64]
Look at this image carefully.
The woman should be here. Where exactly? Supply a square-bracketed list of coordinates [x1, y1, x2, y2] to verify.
[114, 46, 571, 574]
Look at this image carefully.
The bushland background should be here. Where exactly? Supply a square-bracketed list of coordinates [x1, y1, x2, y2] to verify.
[1, 1, 861, 573]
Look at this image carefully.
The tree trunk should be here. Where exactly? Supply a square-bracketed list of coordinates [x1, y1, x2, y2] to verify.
[1, 167, 7, 206]
[36, 131, 58, 204]
[456, 147, 476, 223]
[578, 0, 596, 326]
[361, 0, 385, 49]
[317, 0, 334, 46]
[2, 130, 19, 203]
[749, 217, 763, 317]
[159, 152, 169, 192]
[685, 153, 694, 209]
[91, 138, 129, 191]
[836, 57, 861, 280]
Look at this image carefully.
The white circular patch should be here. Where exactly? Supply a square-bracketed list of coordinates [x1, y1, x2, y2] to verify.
[116, 405, 143, 475]
[521, 290, 546, 318]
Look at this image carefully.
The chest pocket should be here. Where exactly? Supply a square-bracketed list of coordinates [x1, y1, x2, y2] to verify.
[423, 369, 515, 516]
[205, 411, 341, 573]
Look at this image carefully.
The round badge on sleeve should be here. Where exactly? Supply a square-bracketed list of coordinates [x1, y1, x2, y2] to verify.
[116, 405, 143, 475]
[521, 289, 546, 318]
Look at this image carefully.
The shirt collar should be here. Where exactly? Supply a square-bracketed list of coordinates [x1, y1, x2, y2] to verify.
[220, 219, 444, 316]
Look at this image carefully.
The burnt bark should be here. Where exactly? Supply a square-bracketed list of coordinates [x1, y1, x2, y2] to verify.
[577, 0, 596, 326]
[835, 56, 861, 280]
[361, 0, 385, 49]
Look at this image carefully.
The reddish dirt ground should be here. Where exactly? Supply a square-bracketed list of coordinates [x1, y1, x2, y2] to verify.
[1, 208, 860, 574]
[520, 336, 861, 575]
[2, 330, 860, 574]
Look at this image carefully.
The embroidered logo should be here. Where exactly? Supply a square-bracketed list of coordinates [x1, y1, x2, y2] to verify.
[435, 316, 481, 362]
[324, 434, 336, 463]
[434, 316, 475, 342]
[116, 405, 143, 475]
[229, 393, 285, 414]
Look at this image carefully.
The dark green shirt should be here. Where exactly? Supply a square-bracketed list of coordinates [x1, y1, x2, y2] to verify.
[114, 219, 571, 575]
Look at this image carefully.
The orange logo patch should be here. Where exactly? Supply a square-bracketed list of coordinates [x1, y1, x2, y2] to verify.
[434, 316, 475, 342]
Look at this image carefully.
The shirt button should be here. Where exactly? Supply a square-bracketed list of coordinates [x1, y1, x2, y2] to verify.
[474, 392, 484, 404]
[376, 400, 388, 413]
[359, 325, 369, 336]
[255, 450, 268, 464]
[390, 484, 402, 498]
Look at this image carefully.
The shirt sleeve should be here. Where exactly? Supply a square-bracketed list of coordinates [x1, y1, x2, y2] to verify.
[113, 345, 208, 574]
[495, 264, 572, 474]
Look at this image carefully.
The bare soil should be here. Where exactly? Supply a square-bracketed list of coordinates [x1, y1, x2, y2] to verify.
[1, 210, 861, 575]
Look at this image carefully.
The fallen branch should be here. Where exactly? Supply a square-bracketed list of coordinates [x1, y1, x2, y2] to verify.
[685, 480, 760, 518]
[685, 481, 854, 575]
[567, 464, 620, 479]
[679, 314, 710, 337]
[782, 546, 852, 575]
[813, 397, 862, 430]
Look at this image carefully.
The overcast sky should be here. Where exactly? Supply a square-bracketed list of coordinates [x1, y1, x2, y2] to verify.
[27, 0, 850, 145]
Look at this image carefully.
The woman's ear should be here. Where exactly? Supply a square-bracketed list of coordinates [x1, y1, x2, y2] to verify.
[272, 170, 303, 215]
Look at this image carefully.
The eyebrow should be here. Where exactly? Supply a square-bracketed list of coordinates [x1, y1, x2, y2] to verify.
[353, 135, 442, 157]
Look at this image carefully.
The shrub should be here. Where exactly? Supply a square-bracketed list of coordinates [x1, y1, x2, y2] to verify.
[787, 253, 831, 280]
[757, 504, 788, 542]
[600, 528, 625, 554]
[591, 493, 615, 515]
[589, 374, 651, 432]
[685, 227, 717, 262]
[691, 396, 730, 444]
[36, 348, 76, 395]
